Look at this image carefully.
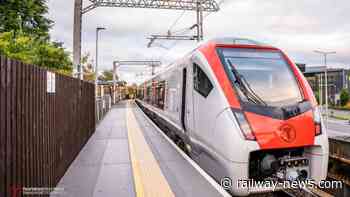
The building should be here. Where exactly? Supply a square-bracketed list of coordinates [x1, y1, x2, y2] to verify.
[297, 64, 350, 105]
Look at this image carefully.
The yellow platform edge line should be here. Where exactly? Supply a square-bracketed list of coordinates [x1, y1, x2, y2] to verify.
[127, 121, 145, 197]
[126, 101, 175, 197]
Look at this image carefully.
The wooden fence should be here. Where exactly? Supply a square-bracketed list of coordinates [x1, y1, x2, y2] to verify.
[0, 56, 96, 196]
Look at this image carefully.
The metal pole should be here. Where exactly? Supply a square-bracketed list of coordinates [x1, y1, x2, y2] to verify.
[151, 64, 155, 75]
[196, 1, 201, 42]
[200, 4, 203, 40]
[319, 73, 322, 108]
[314, 50, 336, 130]
[95, 27, 106, 88]
[73, 0, 83, 79]
[95, 28, 99, 88]
[95, 27, 106, 121]
[324, 54, 329, 129]
[113, 61, 118, 103]
[95, 28, 99, 122]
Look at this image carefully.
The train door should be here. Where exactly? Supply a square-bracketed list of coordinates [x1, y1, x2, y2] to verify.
[183, 65, 195, 135]
[192, 62, 218, 176]
[181, 68, 187, 131]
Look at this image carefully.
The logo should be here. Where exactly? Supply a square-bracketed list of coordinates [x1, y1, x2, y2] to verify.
[10, 185, 22, 197]
[220, 177, 232, 190]
[279, 124, 296, 143]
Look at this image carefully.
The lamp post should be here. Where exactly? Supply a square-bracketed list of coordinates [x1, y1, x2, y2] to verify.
[113, 61, 119, 104]
[95, 27, 106, 89]
[314, 50, 336, 130]
[95, 27, 106, 122]
[319, 73, 322, 109]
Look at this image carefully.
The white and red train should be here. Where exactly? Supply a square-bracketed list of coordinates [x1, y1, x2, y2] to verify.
[136, 38, 329, 195]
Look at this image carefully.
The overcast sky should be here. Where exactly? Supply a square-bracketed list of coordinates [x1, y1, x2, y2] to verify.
[47, 0, 350, 84]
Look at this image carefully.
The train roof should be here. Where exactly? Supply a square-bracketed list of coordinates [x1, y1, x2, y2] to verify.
[207, 37, 267, 46]
[139, 37, 275, 85]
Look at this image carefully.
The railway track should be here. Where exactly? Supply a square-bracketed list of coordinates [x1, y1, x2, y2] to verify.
[280, 186, 332, 197]
[248, 182, 335, 197]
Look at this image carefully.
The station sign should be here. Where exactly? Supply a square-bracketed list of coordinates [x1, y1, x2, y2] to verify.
[47, 71, 56, 93]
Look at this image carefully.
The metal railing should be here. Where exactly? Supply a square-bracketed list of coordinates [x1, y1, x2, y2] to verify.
[96, 95, 113, 122]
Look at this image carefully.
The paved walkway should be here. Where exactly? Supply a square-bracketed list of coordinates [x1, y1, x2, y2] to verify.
[52, 101, 227, 197]
[53, 102, 135, 197]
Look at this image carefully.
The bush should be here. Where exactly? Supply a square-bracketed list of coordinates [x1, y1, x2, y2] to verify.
[0, 32, 73, 75]
[314, 91, 320, 104]
[340, 89, 350, 106]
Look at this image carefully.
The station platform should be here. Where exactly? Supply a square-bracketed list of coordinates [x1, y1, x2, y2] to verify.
[53, 101, 229, 197]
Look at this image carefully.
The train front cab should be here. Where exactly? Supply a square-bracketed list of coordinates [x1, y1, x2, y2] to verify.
[187, 40, 329, 196]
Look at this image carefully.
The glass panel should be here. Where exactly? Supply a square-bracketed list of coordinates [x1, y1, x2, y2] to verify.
[218, 48, 303, 106]
[193, 64, 213, 98]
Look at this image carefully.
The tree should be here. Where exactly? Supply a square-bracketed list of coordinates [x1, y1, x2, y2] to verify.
[315, 91, 320, 105]
[118, 80, 127, 87]
[83, 65, 95, 82]
[81, 53, 95, 82]
[0, 0, 53, 38]
[340, 89, 350, 106]
[126, 85, 137, 99]
[0, 32, 73, 75]
[0, 0, 73, 75]
[98, 70, 114, 82]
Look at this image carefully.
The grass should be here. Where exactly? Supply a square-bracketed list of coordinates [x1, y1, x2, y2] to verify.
[331, 107, 350, 111]
[329, 114, 350, 120]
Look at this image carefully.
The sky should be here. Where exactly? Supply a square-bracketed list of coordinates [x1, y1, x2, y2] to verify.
[47, 0, 350, 84]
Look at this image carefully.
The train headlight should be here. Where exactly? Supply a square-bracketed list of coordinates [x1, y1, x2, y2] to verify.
[313, 107, 322, 136]
[233, 111, 256, 140]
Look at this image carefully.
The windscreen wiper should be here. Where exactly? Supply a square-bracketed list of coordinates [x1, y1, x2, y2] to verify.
[227, 60, 267, 106]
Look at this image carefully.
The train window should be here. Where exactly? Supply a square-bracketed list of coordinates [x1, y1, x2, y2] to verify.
[146, 86, 152, 103]
[155, 81, 166, 109]
[193, 63, 213, 98]
[217, 48, 303, 106]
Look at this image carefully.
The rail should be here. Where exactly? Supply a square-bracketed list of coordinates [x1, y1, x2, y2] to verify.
[281, 186, 333, 197]
[278, 136, 350, 197]
[326, 136, 350, 196]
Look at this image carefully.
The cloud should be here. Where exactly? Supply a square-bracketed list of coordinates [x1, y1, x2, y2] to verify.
[47, 0, 350, 83]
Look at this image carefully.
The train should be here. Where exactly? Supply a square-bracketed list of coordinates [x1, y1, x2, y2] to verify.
[136, 38, 329, 196]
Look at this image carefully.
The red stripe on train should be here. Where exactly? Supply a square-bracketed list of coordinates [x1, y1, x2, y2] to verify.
[199, 42, 241, 108]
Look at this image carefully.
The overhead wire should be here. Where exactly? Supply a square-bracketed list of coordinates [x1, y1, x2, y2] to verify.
[168, 10, 186, 32]
[148, 10, 187, 51]
[163, 0, 226, 51]
[156, 0, 227, 60]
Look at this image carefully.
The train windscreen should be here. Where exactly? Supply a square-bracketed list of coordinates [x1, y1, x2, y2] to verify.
[217, 48, 303, 107]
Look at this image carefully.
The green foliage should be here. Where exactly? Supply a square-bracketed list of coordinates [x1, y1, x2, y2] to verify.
[0, 32, 73, 74]
[314, 91, 320, 104]
[99, 70, 114, 82]
[340, 89, 350, 106]
[81, 53, 96, 82]
[0, 0, 52, 38]
[0, 0, 73, 75]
